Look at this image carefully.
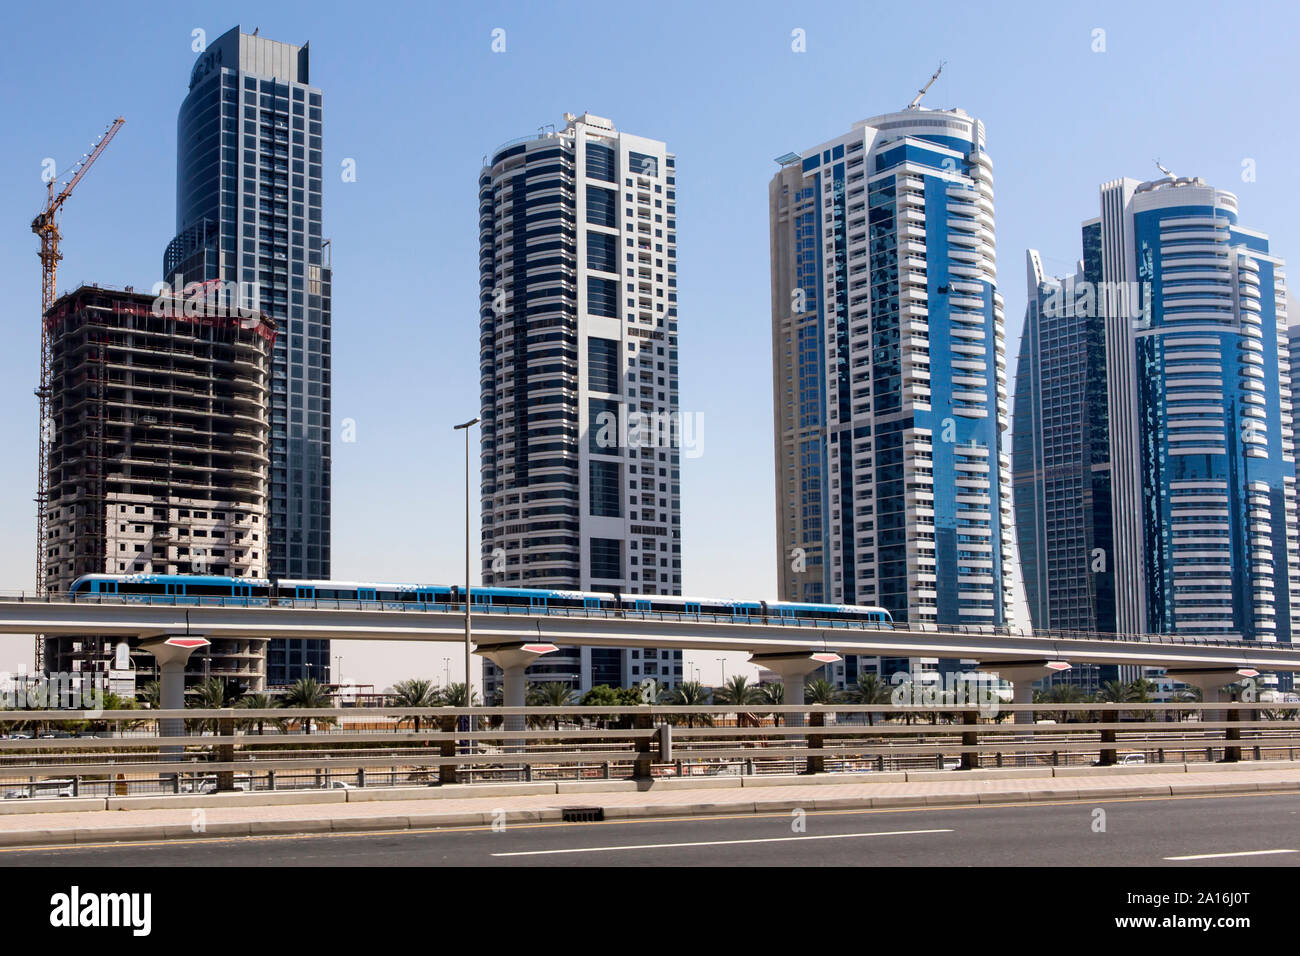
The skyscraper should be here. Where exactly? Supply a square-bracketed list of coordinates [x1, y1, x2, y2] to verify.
[1012, 248, 1115, 637]
[477, 113, 683, 696]
[1092, 175, 1298, 651]
[770, 106, 1027, 686]
[164, 26, 331, 684]
[1011, 250, 1119, 693]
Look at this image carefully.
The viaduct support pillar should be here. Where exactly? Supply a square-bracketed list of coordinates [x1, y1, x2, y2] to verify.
[1165, 667, 1258, 763]
[138, 636, 209, 771]
[750, 652, 841, 773]
[476, 642, 558, 751]
[976, 660, 1071, 726]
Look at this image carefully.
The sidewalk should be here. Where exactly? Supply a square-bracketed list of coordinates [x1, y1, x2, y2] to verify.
[0, 762, 1297, 848]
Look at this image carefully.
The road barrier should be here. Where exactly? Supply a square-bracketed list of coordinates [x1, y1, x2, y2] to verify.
[1, 702, 1297, 797]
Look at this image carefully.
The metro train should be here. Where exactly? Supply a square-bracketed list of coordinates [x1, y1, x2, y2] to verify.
[66, 574, 895, 629]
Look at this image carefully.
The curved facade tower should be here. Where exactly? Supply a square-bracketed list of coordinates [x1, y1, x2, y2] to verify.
[478, 113, 683, 695]
[771, 107, 1028, 669]
[1098, 176, 1298, 647]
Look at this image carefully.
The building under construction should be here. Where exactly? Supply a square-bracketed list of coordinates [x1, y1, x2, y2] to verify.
[43, 284, 274, 690]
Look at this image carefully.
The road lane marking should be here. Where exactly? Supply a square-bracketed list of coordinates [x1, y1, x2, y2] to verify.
[490, 828, 953, 857]
[1164, 848, 1296, 861]
[4, 790, 1298, 855]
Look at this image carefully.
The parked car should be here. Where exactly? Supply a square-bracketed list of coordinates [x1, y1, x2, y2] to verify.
[181, 776, 251, 794]
[4, 780, 75, 799]
[320, 780, 355, 790]
[1120, 753, 1147, 765]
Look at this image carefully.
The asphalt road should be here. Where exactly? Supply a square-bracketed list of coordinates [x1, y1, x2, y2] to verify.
[5, 792, 1300, 866]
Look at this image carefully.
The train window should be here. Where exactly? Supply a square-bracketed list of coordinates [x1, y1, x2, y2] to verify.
[187, 584, 235, 596]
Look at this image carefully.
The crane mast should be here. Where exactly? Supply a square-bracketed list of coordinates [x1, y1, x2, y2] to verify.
[906, 61, 945, 110]
[30, 116, 124, 672]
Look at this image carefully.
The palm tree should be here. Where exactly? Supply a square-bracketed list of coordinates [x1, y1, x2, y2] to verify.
[804, 678, 840, 704]
[670, 680, 713, 728]
[714, 675, 761, 727]
[390, 678, 439, 732]
[235, 693, 282, 735]
[1169, 684, 1203, 722]
[137, 680, 161, 709]
[1038, 681, 1086, 723]
[849, 673, 890, 726]
[760, 681, 785, 727]
[440, 682, 478, 707]
[187, 677, 242, 732]
[714, 675, 759, 706]
[532, 682, 576, 731]
[282, 677, 333, 734]
[1095, 679, 1139, 704]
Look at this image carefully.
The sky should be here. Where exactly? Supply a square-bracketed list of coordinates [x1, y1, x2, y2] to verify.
[0, 0, 1296, 689]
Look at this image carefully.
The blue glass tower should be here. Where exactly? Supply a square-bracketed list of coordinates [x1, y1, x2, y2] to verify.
[165, 26, 332, 684]
[1097, 176, 1297, 661]
[771, 107, 1029, 687]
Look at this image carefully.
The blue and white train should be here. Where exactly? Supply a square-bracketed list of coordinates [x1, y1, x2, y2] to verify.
[66, 574, 894, 629]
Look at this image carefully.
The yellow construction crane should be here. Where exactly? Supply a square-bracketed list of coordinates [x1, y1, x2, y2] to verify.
[30, 116, 124, 670]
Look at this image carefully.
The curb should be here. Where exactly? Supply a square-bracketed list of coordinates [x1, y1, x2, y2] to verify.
[2, 775, 1298, 850]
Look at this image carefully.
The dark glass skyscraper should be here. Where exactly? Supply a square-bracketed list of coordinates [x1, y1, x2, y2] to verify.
[1012, 247, 1115, 637]
[165, 25, 331, 684]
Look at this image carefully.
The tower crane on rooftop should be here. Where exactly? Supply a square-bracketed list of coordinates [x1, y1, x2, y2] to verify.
[906, 61, 945, 110]
[30, 115, 124, 670]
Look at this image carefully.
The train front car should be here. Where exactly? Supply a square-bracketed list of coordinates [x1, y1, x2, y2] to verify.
[67, 573, 273, 605]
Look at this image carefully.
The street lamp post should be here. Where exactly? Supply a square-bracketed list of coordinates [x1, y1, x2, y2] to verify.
[454, 418, 480, 714]
[716, 658, 727, 685]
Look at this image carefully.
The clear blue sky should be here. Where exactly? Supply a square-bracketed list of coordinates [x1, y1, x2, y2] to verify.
[0, 0, 1296, 686]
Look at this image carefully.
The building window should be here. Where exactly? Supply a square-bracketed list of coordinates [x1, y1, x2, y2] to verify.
[590, 461, 622, 517]
[586, 187, 618, 228]
[587, 277, 619, 318]
[590, 538, 623, 580]
[588, 337, 619, 392]
[586, 144, 616, 183]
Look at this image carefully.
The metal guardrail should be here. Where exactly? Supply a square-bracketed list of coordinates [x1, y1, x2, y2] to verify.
[1, 703, 1297, 797]
[0, 590, 1270, 648]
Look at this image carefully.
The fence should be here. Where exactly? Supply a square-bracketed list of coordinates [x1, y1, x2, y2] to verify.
[1, 702, 1298, 798]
